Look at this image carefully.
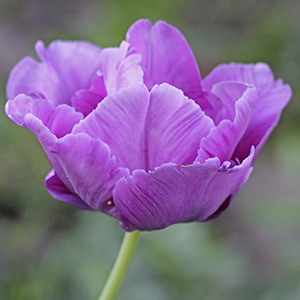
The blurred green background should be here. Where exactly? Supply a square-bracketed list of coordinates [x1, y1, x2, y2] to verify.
[1, 0, 300, 299]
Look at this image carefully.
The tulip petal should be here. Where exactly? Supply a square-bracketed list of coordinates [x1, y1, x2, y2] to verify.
[203, 63, 292, 160]
[73, 84, 150, 172]
[71, 41, 143, 116]
[7, 94, 128, 215]
[202, 62, 274, 92]
[236, 78, 291, 160]
[7, 40, 102, 107]
[146, 84, 214, 170]
[126, 19, 202, 101]
[113, 148, 254, 231]
[45, 169, 93, 210]
[46, 105, 83, 139]
[101, 41, 143, 94]
[73, 83, 213, 172]
[6, 57, 49, 101]
[5, 94, 51, 126]
[50, 133, 129, 214]
[196, 82, 257, 163]
[6, 94, 84, 194]
[71, 76, 107, 117]
[5, 94, 83, 138]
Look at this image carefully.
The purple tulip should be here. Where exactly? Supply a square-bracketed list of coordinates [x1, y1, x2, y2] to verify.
[5, 19, 291, 231]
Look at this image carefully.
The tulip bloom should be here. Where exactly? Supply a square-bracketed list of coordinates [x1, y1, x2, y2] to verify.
[5, 19, 291, 231]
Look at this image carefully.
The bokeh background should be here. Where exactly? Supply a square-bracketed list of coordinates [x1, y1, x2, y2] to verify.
[1, 1, 300, 299]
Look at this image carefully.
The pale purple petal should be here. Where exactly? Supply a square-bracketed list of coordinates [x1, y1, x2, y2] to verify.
[16, 114, 78, 199]
[22, 113, 58, 149]
[234, 78, 291, 160]
[7, 94, 128, 215]
[146, 84, 214, 170]
[46, 105, 83, 138]
[197, 82, 257, 163]
[6, 57, 50, 101]
[73, 83, 213, 172]
[71, 76, 107, 116]
[5, 94, 83, 138]
[7, 40, 102, 107]
[71, 41, 143, 116]
[202, 62, 274, 92]
[45, 169, 93, 210]
[203, 63, 292, 160]
[5, 94, 51, 126]
[101, 41, 143, 94]
[5, 94, 84, 195]
[126, 19, 202, 101]
[113, 148, 254, 231]
[50, 133, 129, 215]
[204, 81, 253, 125]
[73, 84, 150, 172]
[5, 95, 57, 149]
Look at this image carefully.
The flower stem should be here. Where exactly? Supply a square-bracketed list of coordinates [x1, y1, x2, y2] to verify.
[98, 230, 140, 300]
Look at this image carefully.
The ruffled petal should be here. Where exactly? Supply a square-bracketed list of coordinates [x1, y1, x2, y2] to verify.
[6, 57, 50, 101]
[202, 62, 274, 92]
[5, 94, 84, 195]
[235, 78, 291, 160]
[72, 84, 150, 172]
[101, 41, 143, 94]
[71, 76, 107, 117]
[5, 94, 51, 126]
[196, 82, 257, 163]
[202, 63, 292, 160]
[71, 41, 143, 116]
[146, 84, 214, 170]
[126, 19, 202, 101]
[46, 105, 83, 138]
[45, 169, 93, 210]
[7, 40, 102, 107]
[5, 94, 83, 138]
[73, 83, 213, 172]
[50, 133, 129, 214]
[6, 94, 129, 214]
[113, 148, 254, 231]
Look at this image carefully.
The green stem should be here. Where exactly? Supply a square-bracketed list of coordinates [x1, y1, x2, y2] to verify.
[98, 230, 141, 300]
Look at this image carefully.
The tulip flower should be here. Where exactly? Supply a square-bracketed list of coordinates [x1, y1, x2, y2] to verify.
[5, 19, 291, 300]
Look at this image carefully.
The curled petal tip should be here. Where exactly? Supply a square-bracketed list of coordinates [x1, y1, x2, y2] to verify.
[35, 40, 46, 59]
